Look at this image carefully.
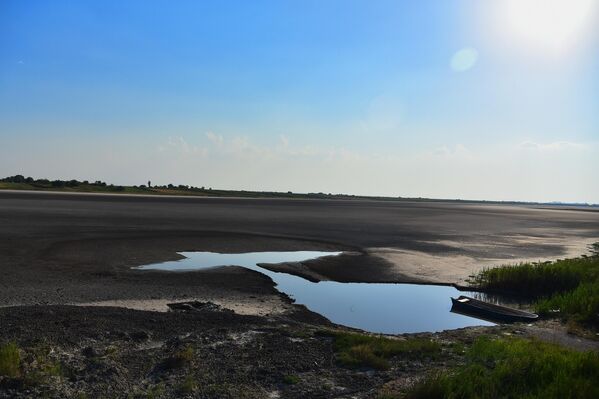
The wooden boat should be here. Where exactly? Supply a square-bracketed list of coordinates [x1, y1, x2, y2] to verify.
[451, 295, 538, 323]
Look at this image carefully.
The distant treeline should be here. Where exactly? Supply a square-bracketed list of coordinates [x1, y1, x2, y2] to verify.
[1, 174, 125, 190]
[1, 175, 597, 206]
[0, 175, 352, 198]
[0, 175, 210, 193]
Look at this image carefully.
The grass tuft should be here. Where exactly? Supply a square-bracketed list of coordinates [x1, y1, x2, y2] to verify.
[325, 331, 440, 370]
[179, 374, 198, 393]
[283, 374, 300, 384]
[0, 342, 21, 378]
[159, 345, 195, 370]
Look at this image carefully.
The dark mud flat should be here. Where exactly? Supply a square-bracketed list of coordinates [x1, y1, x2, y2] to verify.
[1, 191, 599, 397]
[2, 190, 599, 306]
[0, 304, 521, 399]
[3, 304, 593, 399]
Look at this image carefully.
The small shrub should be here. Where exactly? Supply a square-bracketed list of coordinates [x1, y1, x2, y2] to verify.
[179, 375, 197, 393]
[147, 383, 165, 399]
[42, 360, 63, 377]
[159, 345, 194, 370]
[177, 345, 194, 362]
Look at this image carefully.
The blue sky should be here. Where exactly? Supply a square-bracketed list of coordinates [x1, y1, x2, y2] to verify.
[1, 0, 598, 202]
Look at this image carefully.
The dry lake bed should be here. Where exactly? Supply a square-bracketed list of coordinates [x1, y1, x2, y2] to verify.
[1, 190, 598, 397]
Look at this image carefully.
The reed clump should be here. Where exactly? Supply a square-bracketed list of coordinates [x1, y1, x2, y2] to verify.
[472, 243, 599, 326]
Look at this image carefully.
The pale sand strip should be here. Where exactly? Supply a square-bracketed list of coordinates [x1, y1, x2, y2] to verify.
[369, 236, 598, 285]
[74, 294, 290, 316]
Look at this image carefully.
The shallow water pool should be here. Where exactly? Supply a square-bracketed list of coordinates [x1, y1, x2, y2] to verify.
[137, 251, 494, 334]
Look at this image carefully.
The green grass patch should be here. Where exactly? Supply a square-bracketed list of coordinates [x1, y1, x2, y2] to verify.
[537, 281, 599, 325]
[472, 253, 599, 298]
[472, 246, 599, 326]
[326, 331, 440, 370]
[176, 345, 195, 362]
[178, 374, 198, 393]
[405, 336, 599, 399]
[283, 374, 300, 384]
[0, 342, 21, 378]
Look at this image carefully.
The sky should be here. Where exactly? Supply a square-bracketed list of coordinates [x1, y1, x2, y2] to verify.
[1, 0, 598, 203]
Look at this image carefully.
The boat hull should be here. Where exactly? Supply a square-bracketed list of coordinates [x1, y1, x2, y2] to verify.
[451, 296, 538, 323]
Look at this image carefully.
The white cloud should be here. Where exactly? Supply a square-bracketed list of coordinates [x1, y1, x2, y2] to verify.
[205, 131, 224, 146]
[279, 135, 289, 148]
[158, 136, 208, 157]
[431, 144, 471, 158]
[517, 140, 588, 151]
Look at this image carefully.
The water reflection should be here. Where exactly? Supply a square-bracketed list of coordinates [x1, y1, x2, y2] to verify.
[137, 251, 495, 334]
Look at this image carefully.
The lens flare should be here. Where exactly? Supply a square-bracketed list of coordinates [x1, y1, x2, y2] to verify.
[450, 47, 479, 72]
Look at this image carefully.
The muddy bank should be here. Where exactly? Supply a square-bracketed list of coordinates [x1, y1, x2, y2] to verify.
[2, 304, 597, 399]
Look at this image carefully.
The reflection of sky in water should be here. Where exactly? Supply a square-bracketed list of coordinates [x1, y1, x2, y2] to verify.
[137, 251, 494, 334]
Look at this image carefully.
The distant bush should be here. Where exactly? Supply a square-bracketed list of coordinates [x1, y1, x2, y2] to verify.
[1, 175, 26, 183]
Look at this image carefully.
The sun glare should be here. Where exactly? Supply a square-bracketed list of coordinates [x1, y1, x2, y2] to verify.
[501, 0, 596, 53]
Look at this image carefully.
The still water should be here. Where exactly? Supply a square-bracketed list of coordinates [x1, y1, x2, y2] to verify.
[137, 251, 494, 333]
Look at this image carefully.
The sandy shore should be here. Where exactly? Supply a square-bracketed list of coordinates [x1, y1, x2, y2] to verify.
[74, 294, 290, 317]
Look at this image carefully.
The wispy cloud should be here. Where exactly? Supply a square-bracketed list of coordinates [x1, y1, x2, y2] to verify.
[517, 140, 589, 152]
[158, 136, 208, 156]
[431, 144, 471, 158]
[201, 132, 360, 162]
[205, 131, 224, 146]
